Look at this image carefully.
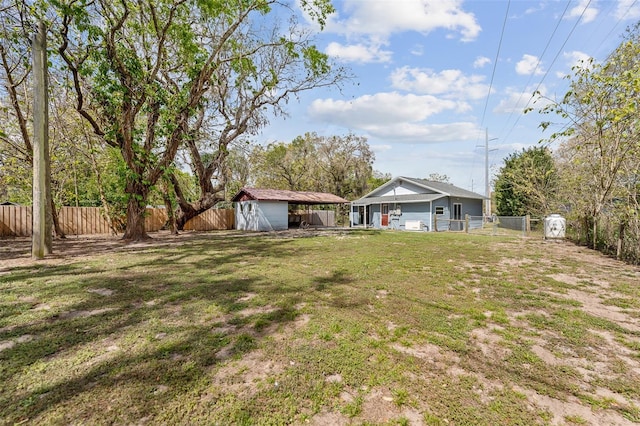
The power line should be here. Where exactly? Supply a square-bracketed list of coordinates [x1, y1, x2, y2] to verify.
[496, 0, 572, 140]
[480, 0, 510, 128]
[599, 0, 639, 62]
[469, 1, 510, 191]
[500, 0, 594, 145]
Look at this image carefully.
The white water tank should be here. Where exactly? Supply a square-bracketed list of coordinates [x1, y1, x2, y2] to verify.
[544, 214, 566, 239]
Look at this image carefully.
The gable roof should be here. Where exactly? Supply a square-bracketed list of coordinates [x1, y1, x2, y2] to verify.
[353, 176, 486, 204]
[232, 188, 349, 205]
[402, 177, 486, 199]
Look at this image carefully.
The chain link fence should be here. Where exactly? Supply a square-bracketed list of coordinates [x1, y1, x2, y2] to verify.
[465, 215, 532, 237]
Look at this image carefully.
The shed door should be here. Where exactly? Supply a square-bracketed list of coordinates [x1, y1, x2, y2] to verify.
[381, 203, 389, 227]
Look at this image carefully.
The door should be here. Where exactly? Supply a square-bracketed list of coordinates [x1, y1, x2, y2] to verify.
[381, 203, 389, 227]
[453, 203, 462, 220]
[452, 203, 462, 231]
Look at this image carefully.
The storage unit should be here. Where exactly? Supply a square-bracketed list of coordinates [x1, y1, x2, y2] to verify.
[233, 188, 348, 232]
[405, 220, 424, 231]
[544, 214, 566, 239]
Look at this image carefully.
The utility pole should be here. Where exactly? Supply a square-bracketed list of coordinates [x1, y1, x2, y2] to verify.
[32, 21, 52, 258]
[484, 128, 497, 218]
[485, 128, 489, 217]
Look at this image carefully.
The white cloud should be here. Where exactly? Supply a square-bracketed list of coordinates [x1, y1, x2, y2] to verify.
[554, 51, 593, 78]
[515, 54, 544, 76]
[309, 92, 459, 125]
[390, 67, 489, 101]
[325, 41, 392, 63]
[495, 142, 531, 152]
[473, 56, 491, 68]
[308, 92, 478, 143]
[564, 50, 592, 68]
[524, 3, 546, 15]
[363, 121, 479, 142]
[493, 85, 552, 115]
[410, 44, 424, 56]
[567, 0, 598, 23]
[370, 144, 393, 153]
[615, 0, 640, 20]
[326, 0, 481, 42]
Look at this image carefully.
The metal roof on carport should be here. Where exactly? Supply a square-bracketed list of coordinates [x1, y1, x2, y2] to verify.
[232, 188, 349, 205]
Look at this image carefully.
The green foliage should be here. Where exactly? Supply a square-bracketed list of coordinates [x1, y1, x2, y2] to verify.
[536, 23, 640, 254]
[251, 132, 380, 200]
[494, 146, 557, 217]
[425, 173, 450, 183]
[368, 171, 392, 192]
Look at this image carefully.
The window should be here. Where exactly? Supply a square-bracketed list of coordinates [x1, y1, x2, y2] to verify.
[435, 206, 444, 215]
[382, 204, 389, 215]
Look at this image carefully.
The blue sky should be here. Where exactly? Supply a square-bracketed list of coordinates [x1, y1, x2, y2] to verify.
[260, 0, 640, 194]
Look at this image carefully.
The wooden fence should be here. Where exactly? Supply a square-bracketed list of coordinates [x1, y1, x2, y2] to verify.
[291, 209, 336, 227]
[0, 205, 234, 237]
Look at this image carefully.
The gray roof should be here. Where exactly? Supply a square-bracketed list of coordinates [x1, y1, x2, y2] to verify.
[401, 177, 486, 199]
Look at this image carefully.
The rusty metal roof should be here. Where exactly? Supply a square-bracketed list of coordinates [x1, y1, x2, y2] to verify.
[232, 188, 349, 204]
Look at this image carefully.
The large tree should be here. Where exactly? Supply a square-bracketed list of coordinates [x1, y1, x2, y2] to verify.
[251, 132, 377, 200]
[315, 133, 373, 200]
[168, 19, 345, 230]
[54, 0, 339, 240]
[493, 146, 557, 217]
[251, 135, 317, 191]
[537, 25, 640, 250]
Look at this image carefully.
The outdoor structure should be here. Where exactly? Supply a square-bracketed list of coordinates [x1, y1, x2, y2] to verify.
[232, 188, 349, 231]
[350, 176, 486, 231]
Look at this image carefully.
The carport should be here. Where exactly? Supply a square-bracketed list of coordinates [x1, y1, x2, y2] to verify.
[232, 188, 349, 231]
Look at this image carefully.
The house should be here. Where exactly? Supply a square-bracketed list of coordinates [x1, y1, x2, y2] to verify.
[350, 177, 486, 231]
[232, 188, 349, 231]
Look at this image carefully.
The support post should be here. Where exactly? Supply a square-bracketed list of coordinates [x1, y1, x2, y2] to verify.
[32, 21, 52, 258]
[485, 129, 489, 216]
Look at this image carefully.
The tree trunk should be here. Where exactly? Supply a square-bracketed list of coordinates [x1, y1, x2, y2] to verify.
[50, 199, 66, 238]
[175, 193, 222, 230]
[616, 220, 626, 260]
[162, 182, 178, 235]
[170, 172, 224, 231]
[582, 216, 591, 246]
[592, 217, 597, 251]
[122, 182, 150, 241]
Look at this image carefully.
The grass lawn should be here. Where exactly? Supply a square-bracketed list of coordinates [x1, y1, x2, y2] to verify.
[1, 229, 640, 425]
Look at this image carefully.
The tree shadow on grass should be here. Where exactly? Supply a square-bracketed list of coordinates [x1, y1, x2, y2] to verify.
[0, 232, 310, 424]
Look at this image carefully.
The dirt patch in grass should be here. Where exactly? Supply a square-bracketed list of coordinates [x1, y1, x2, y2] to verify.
[2, 231, 640, 424]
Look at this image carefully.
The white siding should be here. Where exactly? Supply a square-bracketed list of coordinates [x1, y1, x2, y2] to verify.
[372, 180, 434, 198]
[380, 186, 416, 196]
[259, 201, 288, 231]
[235, 200, 288, 231]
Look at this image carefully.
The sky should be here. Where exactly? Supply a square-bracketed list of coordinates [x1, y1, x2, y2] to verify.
[259, 0, 640, 195]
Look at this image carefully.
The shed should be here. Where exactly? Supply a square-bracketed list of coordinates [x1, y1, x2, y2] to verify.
[350, 176, 486, 231]
[232, 188, 349, 231]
